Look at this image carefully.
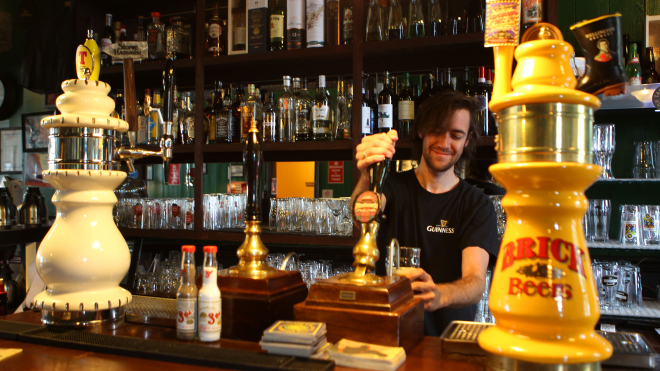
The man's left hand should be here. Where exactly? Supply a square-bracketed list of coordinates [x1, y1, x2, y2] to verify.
[403, 268, 443, 312]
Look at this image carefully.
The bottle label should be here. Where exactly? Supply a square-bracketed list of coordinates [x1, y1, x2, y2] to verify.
[602, 275, 617, 286]
[306, 0, 324, 45]
[177, 298, 196, 332]
[343, 8, 353, 40]
[270, 14, 284, 40]
[628, 57, 639, 64]
[312, 105, 329, 120]
[198, 297, 222, 335]
[378, 104, 393, 128]
[398, 100, 414, 120]
[172, 204, 180, 217]
[624, 221, 638, 239]
[643, 213, 657, 231]
[234, 26, 247, 45]
[287, 0, 304, 29]
[133, 203, 143, 218]
[185, 211, 193, 225]
[615, 291, 628, 302]
[209, 23, 221, 38]
[100, 38, 112, 58]
[522, 0, 542, 24]
[216, 115, 228, 138]
[361, 107, 371, 134]
[137, 116, 147, 144]
[629, 76, 641, 85]
[475, 94, 488, 110]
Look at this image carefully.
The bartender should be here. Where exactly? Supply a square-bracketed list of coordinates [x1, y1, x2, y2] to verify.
[351, 90, 500, 335]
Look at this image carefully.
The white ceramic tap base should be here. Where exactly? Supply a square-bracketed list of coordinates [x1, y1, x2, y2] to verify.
[34, 170, 132, 312]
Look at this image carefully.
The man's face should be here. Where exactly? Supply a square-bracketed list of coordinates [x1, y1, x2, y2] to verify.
[420, 108, 471, 174]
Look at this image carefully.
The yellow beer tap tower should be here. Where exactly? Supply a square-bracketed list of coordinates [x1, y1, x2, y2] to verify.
[477, 23, 613, 369]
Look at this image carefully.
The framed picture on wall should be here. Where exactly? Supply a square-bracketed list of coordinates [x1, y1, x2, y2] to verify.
[0, 127, 22, 173]
[230, 164, 243, 177]
[22, 111, 51, 152]
[646, 15, 660, 60]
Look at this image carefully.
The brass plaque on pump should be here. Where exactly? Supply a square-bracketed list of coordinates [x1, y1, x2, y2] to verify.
[294, 158, 424, 351]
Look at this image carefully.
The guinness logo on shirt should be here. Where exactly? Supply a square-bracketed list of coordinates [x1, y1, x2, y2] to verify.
[427, 221, 454, 234]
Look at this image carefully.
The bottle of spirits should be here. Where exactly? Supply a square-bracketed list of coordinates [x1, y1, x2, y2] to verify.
[521, 0, 542, 33]
[176, 245, 198, 340]
[287, 0, 306, 49]
[198, 245, 221, 342]
[137, 16, 146, 42]
[147, 12, 166, 60]
[388, 0, 405, 40]
[311, 75, 332, 140]
[307, 0, 325, 47]
[100, 14, 114, 67]
[335, 80, 352, 139]
[380, 0, 389, 40]
[461, 66, 472, 96]
[627, 43, 642, 86]
[207, 2, 224, 56]
[430, 67, 443, 95]
[181, 93, 195, 144]
[240, 84, 257, 141]
[208, 81, 223, 144]
[415, 73, 432, 110]
[428, 0, 443, 36]
[263, 92, 277, 142]
[342, 0, 354, 44]
[115, 89, 125, 121]
[643, 47, 659, 84]
[167, 16, 191, 60]
[365, 0, 383, 42]
[473, 66, 490, 135]
[378, 72, 397, 133]
[233, 1, 247, 51]
[231, 85, 245, 140]
[469, 0, 484, 33]
[445, 68, 454, 90]
[270, 0, 285, 51]
[172, 89, 181, 144]
[623, 34, 630, 66]
[326, 0, 341, 46]
[293, 77, 311, 141]
[217, 88, 235, 143]
[149, 90, 165, 145]
[254, 88, 264, 128]
[278, 76, 296, 141]
[408, 0, 425, 38]
[398, 73, 414, 138]
[138, 90, 150, 145]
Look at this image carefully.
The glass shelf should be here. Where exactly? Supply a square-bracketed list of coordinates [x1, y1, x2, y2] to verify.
[596, 178, 660, 182]
[601, 300, 660, 319]
[587, 241, 660, 250]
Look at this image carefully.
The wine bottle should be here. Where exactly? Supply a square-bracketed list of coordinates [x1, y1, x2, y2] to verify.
[287, 0, 306, 49]
[307, 0, 325, 47]
[100, 14, 114, 67]
[444, 68, 454, 90]
[270, 0, 285, 51]
[377, 72, 398, 133]
[397, 73, 414, 138]
[626, 43, 642, 86]
[416, 73, 433, 109]
[207, 2, 223, 56]
[521, 0, 543, 33]
[311, 75, 332, 140]
[644, 47, 659, 84]
[473, 66, 490, 135]
[461, 67, 472, 96]
[362, 75, 377, 137]
[388, 0, 405, 40]
[263, 92, 277, 142]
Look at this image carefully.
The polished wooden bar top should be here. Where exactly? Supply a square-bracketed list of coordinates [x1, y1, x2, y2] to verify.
[0, 311, 486, 371]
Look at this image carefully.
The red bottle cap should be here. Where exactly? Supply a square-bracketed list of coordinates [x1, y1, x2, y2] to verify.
[203, 245, 217, 253]
[485, 69, 492, 81]
[478, 66, 486, 79]
[151, 12, 161, 18]
[181, 245, 196, 253]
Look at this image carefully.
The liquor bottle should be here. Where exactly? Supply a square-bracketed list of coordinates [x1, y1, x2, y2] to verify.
[176, 245, 197, 341]
[311, 75, 332, 140]
[137, 16, 146, 42]
[115, 89, 125, 120]
[428, 0, 443, 36]
[198, 245, 221, 342]
[361, 85, 373, 137]
[254, 88, 264, 128]
[181, 93, 195, 144]
[365, 0, 383, 42]
[221, 88, 237, 143]
[147, 12, 166, 60]
[377, 72, 398, 133]
[172, 89, 180, 143]
[167, 16, 191, 60]
[416, 73, 433, 109]
[644, 47, 659, 84]
[342, 0, 353, 44]
[447, 4, 460, 35]
[241, 84, 259, 141]
[138, 89, 151, 145]
[233, 1, 247, 51]
[408, 0, 425, 38]
[263, 92, 277, 142]
[307, 0, 325, 47]
[623, 34, 630, 66]
[486, 69, 493, 92]
[232, 85, 245, 140]
[207, 2, 223, 56]
[270, 0, 285, 51]
[344, 82, 353, 138]
[430, 67, 443, 95]
[208, 81, 223, 144]
[293, 77, 310, 141]
[149, 90, 164, 144]
[626, 43, 642, 86]
[468, 0, 484, 33]
[473, 66, 490, 135]
[287, 0, 306, 49]
[444, 68, 454, 90]
[521, 0, 542, 33]
[380, 0, 389, 40]
[461, 66, 472, 96]
[335, 80, 351, 139]
[326, 0, 341, 46]
[100, 14, 114, 67]
[119, 24, 128, 41]
[388, 0, 405, 40]
[278, 76, 296, 141]
[398, 73, 414, 138]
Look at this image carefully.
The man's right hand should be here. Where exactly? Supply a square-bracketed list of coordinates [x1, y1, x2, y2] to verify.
[355, 130, 399, 174]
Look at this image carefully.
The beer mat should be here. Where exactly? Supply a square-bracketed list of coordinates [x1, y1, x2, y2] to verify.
[16, 327, 334, 371]
[601, 300, 660, 319]
[440, 321, 492, 356]
[0, 321, 44, 340]
[260, 338, 328, 358]
[310, 343, 332, 360]
[0, 348, 22, 362]
[263, 321, 326, 344]
[125, 295, 177, 327]
[598, 331, 656, 369]
[327, 339, 406, 370]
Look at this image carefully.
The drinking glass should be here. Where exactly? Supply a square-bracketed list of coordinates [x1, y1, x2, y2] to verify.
[586, 199, 611, 242]
[169, 198, 184, 229]
[619, 205, 641, 245]
[269, 198, 278, 230]
[641, 205, 660, 245]
[599, 261, 619, 310]
[633, 141, 656, 179]
[182, 198, 195, 230]
[593, 124, 615, 179]
[325, 198, 345, 236]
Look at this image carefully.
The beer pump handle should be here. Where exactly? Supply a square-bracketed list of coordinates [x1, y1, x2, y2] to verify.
[369, 158, 391, 197]
[123, 59, 138, 133]
[244, 121, 263, 222]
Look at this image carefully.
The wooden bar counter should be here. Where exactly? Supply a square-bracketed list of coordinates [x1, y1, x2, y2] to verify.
[0, 311, 486, 371]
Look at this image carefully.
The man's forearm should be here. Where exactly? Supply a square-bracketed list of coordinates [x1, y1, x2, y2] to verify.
[436, 274, 485, 309]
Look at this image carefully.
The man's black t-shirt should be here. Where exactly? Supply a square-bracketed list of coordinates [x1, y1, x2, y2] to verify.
[377, 169, 500, 336]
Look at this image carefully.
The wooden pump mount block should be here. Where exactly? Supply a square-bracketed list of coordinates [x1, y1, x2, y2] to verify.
[294, 274, 424, 351]
[214, 270, 308, 342]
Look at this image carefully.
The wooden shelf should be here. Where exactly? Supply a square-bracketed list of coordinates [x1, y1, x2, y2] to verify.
[99, 58, 197, 90]
[118, 227, 358, 246]
[0, 226, 51, 247]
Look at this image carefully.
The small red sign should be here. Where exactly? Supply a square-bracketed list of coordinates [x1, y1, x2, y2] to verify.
[230, 181, 247, 194]
[168, 163, 180, 185]
[328, 161, 344, 184]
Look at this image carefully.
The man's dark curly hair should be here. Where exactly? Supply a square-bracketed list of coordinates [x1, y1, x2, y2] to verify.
[410, 89, 481, 171]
